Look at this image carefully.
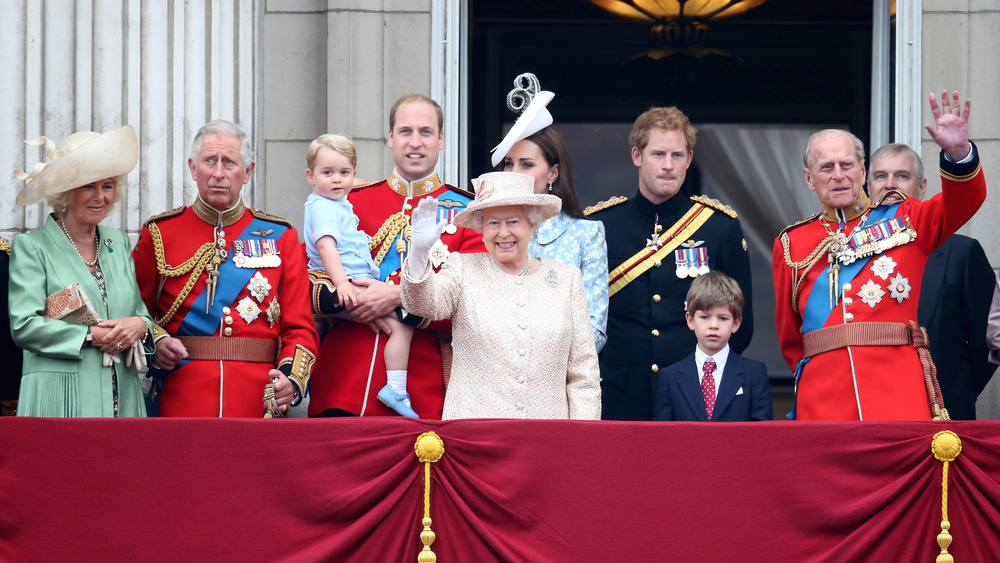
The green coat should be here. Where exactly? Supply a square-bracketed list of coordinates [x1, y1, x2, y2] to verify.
[9, 214, 154, 417]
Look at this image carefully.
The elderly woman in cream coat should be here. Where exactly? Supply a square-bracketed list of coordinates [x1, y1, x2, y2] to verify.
[401, 171, 600, 420]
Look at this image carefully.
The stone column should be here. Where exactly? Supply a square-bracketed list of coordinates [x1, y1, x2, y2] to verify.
[2, 0, 259, 241]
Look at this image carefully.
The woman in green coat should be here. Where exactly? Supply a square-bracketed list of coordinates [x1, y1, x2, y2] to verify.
[10, 125, 154, 417]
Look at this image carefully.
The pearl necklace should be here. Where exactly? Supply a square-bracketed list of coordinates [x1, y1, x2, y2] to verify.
[60, 219, 99, 268]
[490, 254, 533, 277]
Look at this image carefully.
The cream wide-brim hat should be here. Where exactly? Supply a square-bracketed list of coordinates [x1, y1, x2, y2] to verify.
[15, 125, 139, 206]
[453, 171, 562, 232]
[490, 90, 555, 168]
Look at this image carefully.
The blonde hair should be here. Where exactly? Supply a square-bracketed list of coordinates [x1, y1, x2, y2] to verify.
[47, 175, 127, 215]
[685, 271, 744, 319]
[306, 133, 357, 169]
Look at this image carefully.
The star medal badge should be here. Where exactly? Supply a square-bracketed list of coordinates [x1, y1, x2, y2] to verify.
[429, 239, 451, 269]
[247, 272, 272, 303]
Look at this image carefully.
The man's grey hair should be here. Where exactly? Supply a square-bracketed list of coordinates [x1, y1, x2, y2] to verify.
[189, 119, 254, 165]
[870, 143, 924, 183]
[803, 129, 866, 170]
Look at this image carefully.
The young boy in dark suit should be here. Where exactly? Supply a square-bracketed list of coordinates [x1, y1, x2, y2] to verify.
[653, 271, 772, 421]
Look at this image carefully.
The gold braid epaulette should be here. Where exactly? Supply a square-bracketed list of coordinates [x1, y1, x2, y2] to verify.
[249, 208, 293, 228]
[777, 214, 830, 314]
[142, 206, 185, 227]
[583, 196, 627, 216]
[148, 222, 216, 327]
[690, 195, 737, 218]
[369, 212, 410, 267]
[0, 237, 9, 255]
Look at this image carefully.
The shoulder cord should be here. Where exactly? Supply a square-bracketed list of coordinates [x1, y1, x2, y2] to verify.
[148, 222, 216, 326]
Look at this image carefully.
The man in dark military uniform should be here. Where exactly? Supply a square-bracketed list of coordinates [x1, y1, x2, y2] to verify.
[588, 106, 753, 421]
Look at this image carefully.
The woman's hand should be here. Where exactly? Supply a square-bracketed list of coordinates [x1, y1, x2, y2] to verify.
[92, 316, 148, 354]
[406, 197, 447, 278]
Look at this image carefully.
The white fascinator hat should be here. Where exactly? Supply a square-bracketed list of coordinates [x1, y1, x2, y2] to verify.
[490, 73, 555, 168]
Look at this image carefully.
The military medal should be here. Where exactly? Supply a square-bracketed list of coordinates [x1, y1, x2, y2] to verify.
[697, 247, 710, 275]
[888, 272, 911, 304]
[857, 279, 885, 309]
[266, 298, 281, 328]
[674, 249, 688, 278]
[234, 239, 281, 268]
[247, 272, 272, 303]
[236, 295, 261, 323]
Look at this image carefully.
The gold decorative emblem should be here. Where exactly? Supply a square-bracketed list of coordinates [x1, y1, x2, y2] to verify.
[266, 298, 281, 328]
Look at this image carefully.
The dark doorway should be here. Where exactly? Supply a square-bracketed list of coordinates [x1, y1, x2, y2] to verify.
[468, 1, 880, 393]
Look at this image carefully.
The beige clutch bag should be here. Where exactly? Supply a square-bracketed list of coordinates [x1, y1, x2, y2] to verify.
[45, 282, 102, 326]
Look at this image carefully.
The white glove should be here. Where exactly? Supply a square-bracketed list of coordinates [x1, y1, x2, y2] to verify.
[406, 197, 447, 278]
[103, 351, 121, 368]
[126, 340, 147, 369]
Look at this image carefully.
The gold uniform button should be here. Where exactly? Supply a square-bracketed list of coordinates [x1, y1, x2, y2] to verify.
[652, 294, 661, 303]
[654, 260, 662, 268]
[224, 316, 234, 325]
[651, 364, 659, 373]
[651, 329, 660, 337]
[222, 307, 231, 315]
[404, 203, 413, 211]
[842, 283, 852, 292]
[843, 297, 853, 307]
[844, 313, 854, 322]
[223, 327, 233, 336]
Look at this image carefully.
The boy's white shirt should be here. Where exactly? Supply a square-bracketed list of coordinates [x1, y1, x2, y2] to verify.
[694, 344, 731, 401]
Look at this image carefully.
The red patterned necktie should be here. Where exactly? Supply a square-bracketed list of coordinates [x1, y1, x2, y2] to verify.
[701, 358, 717, 421]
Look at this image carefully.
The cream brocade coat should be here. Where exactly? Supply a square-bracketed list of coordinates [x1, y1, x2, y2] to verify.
[401, 253, 601, 420]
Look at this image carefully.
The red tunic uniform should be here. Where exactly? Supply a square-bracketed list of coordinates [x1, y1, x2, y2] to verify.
[773, 148, 986, 420]
[133, 199, 318, 417]
[307, 170, 485, 418]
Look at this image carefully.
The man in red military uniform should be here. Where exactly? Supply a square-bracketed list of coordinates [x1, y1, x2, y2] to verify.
[773, 91, 986, 421]
[308, 94, 484, 418]
[134, 120, 318, 417]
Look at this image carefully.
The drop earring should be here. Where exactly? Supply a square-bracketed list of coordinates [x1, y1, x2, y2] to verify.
[547, 182, 553, 193]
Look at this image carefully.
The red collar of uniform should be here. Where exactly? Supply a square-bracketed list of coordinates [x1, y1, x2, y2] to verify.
[192, 197, 245, 227]
[387, 169, 442, 198]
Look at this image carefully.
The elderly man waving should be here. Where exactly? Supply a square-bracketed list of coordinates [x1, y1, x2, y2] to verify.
[772, 91, 986, 421]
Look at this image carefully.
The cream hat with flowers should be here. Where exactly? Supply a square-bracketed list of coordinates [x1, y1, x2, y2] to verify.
[14, 125, 139, 206]
[453, 171, 561, 231]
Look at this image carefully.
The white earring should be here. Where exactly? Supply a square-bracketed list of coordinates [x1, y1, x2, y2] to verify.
[547, 183, 553, 193]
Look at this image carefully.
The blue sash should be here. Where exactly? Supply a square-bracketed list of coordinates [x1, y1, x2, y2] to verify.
[801, 204, 899, 334]
[177, 217, 288, 338]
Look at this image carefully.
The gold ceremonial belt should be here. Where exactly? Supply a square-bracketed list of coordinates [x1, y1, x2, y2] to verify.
[176, 336, 277, 363]
[801, 322, 911, 357]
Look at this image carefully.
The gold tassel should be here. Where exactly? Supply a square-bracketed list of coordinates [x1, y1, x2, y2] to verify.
[931, 431, 962, 563]
[414, 432, 445, 562]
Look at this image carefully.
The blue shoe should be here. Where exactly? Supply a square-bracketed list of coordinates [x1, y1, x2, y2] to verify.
[378, 385, 420, 418]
